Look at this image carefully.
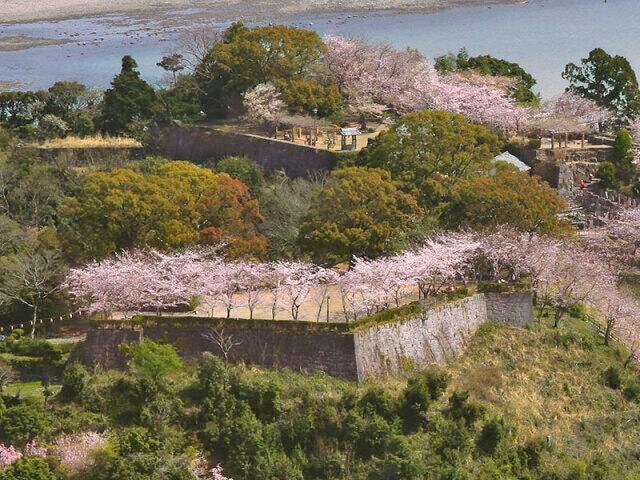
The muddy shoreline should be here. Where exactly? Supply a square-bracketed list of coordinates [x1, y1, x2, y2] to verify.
[0, 0, 519, 25]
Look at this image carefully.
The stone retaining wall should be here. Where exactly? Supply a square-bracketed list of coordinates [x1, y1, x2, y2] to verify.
[147, 126, 348, 178]
[80, 292, 533, 382]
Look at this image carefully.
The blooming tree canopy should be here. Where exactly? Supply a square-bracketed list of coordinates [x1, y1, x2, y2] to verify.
[242, 82, 286, 126]
[323, 36, 527, 132]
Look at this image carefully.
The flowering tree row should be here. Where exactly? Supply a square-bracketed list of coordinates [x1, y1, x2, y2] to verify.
[65, 234, 481, 322]
[322, 36, 609, 135]
[66, 222, 640, 358]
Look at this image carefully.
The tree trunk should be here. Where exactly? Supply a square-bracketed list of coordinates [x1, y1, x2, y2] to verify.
[30, 306, 37, 339]
[604, 318, 613, 346]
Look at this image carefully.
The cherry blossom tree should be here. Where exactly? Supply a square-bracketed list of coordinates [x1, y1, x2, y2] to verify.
[0, 445, 22, 467]
[24, 440, 47, 458]
[527, 92, 611, 135]
[272, 262, 323, 320]
[52, 431, 107, 474]
[236, 262, 270, 320]
[242, 82, 286, 130]
[323, 36, 525, 131]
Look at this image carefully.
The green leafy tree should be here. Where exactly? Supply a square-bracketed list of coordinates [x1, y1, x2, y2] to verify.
[216, 156, 264, 189]
[59, 161, 266, 260]
[442, 171, 571, 235]
[0, 404, 51, 444]
[0, 91, 47, 131]
[298, 167, 423, 263]
[597, 161, 619, 190]
[435, 49, 539, 105]
[275, 79, 343, 117]
[120, 340, 183, 381]
[0, 457, 64, 480]
[44, 81, 98, 136]
[195, 23, 325, 116]
[99, 56, 157, 135]
[155, 75, 203, 125]
[612, 128, 637, 184]
[363, 110, 501, 208]
[562, 48, 640, 122]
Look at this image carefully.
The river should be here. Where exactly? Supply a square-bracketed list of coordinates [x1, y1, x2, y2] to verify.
[0, 0, 639, 97]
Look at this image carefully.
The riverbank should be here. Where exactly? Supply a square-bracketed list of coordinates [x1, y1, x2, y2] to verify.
[0, 0, 518, 24]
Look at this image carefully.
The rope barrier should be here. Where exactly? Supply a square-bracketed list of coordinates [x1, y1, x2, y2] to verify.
[0, 310, 81, 334]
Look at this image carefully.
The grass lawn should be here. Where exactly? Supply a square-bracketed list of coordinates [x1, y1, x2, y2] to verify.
[4, 381, 62, 400]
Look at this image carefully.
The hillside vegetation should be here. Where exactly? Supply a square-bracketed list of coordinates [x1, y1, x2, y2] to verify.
[1, 307, 639, 480]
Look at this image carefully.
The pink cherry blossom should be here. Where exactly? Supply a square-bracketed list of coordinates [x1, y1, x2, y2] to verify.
[52, 431, 107, 474]
[0, 444, 22, 467]
[323, 36, 526, 132]
[24, 440, 47, 458]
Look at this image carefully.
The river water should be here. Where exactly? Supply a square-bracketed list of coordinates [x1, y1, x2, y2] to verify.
[0, 0, 639, 96]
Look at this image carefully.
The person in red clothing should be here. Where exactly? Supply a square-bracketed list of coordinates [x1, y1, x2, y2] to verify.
[579, 179, 585, 190]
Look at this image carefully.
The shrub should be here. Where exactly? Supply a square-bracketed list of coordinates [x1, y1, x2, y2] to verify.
[0, 456, 64, 480]
[60, 362, 89, 402]
[354, 415, 399, 459]
[401, 369, 450, 431]
[447, 391, 486, 428]
[216, 156, 264, 189]
[358, 387, 399, 419]
[623, 382, 640, 402]
[115, 427, 162, 455]
[517, 437, 546, 470]
[445, 286, 469, 301]
[597, 161, 619, 190]
[3, 337, 62, 361]
[0, 404, 51, 445]
[476, 417, 512, 456]
[568, 302, 587, 319]
[120, 340, 183, 381]
[234, 379, 283, 422]
[604, 365, 622, 390]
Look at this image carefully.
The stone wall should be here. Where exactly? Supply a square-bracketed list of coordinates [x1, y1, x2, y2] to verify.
[79, 327, 142, 369]
[484, 292, 534, 327]
[535, 147, 614, 165]
[79, 292, 534, 382]
[354, 295, 488, 379]
[148, 126, 347, 178]
[143, 319, 359, 380]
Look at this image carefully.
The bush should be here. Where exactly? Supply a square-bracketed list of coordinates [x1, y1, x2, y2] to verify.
[60, 362, 90, 402]
[216, 156, 264, 189]
[120, 340, 183, 381]
[401, 369, 450, 431]
[623, 382, 640, 402]
[604, 365, 622, 390]
[0, 404, 51, 444]
[447, 391, 486, 428]
[517, 437, 546, 470]
[234, 379, 283, 422]
[2, 336, 62, 361]
[354, 415, 399, 458]
[568, 302, 587, 319]
[476, 417, 512, 456]
[0, 456, 64, 480]
[358, 387, 399, 419]
[597, 161, 619, 190]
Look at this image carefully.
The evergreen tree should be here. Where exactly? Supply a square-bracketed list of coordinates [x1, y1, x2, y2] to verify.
[99, 56, 156, 135]
[612, 128, 636, 184]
